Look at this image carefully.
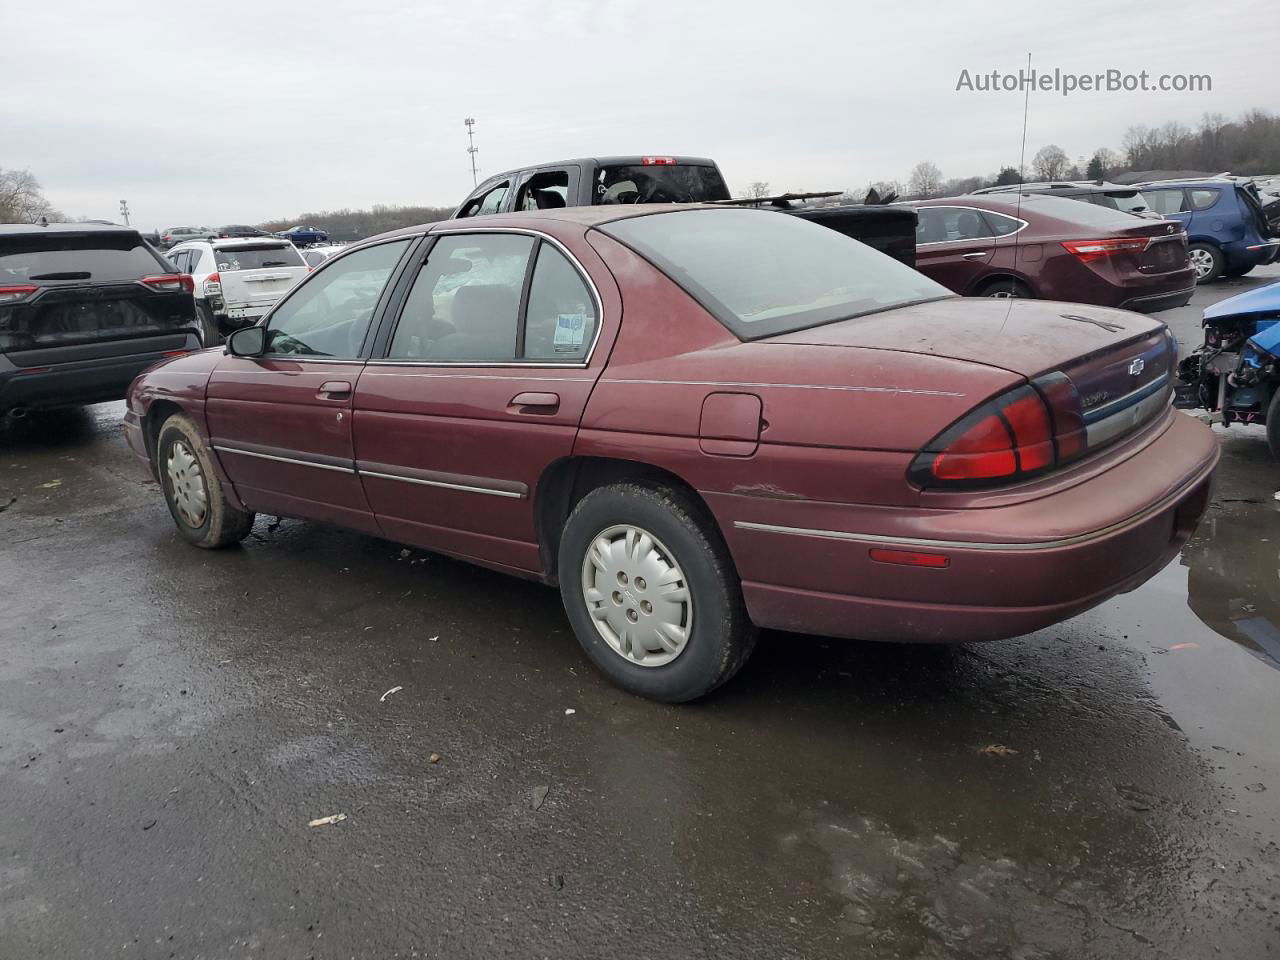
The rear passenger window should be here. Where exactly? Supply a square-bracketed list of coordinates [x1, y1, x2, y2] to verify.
[389, 234, 534, 362]
[523, 244, 596, 361]
[517, 171, 570, 211]
[1188, 189, 1221, 211]
[1145, 190, 1188, 216]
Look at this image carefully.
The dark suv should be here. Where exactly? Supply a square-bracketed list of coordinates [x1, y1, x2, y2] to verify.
[0, 223, 201, 416]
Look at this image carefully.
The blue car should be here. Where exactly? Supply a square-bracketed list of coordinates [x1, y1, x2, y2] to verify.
[1176, 279, 1280, 458]
[275, 225, 329, 246]
[1137, 178, 1279, 282]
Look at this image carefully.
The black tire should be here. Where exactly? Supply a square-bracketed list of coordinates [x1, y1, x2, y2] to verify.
[1188, 243, 1224, 283]
[557, 482, 756, 703]
[196, 301, 222, 346]
[978, 278, 1033, 299]
[1267, 388, 1280, 462]
[1223, 263, 1256, 278]
[156, 413, 255, 548]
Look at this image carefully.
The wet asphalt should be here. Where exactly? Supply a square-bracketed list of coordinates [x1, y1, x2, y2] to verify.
[1, 269, 1278, 959]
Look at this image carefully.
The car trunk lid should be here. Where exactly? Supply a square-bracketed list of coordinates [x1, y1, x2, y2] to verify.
[209, 243, 308, 310]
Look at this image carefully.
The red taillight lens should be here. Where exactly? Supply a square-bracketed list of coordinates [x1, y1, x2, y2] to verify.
[141, 274, 194, 293]
[911, 381, 1078, 489]
[641, 156, 677, 165]
[1061, 237, 1150, 263]
[0, 284, 39, 304]
[203, 272, 221, 296]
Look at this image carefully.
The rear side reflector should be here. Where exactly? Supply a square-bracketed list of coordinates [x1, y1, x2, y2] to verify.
[0, 284, 39, 304]
[641, 156, 677, 165]
[869, 548, 949, 569]
[910, 375, 1088, 489]
[1061, 238, 1150, 262]
[141, 274, 194, 293]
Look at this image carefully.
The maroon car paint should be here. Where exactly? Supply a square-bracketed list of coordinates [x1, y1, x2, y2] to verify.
[126, 206, 1219, 647]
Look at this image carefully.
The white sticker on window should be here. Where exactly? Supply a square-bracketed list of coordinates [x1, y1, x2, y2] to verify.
[554, 313, 588, 352]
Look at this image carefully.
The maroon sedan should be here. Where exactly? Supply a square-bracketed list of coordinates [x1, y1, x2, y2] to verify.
[124, 206, 1217, 702]
[913, 193, 1196, 312]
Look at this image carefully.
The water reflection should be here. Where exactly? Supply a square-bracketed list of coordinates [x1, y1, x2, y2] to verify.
[1182, 505, 1280, 669]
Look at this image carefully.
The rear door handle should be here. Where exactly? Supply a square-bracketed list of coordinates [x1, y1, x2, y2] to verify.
[317, 380, 352, 400]
[962, 250, 990, 260]
[509, 391, 560, 413]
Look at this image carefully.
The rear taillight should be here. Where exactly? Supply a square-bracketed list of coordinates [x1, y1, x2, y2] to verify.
[641, 156, 676, 165]
[910, 375, 1088, 489]
[141, 274, 194, 293]
[0, 284, 39, 305]
[1061, 238, 1150, 263]
[203, 272, 221, 296]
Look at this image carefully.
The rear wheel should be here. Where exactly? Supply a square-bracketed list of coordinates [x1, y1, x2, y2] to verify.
[1188, 243, 1223, 283]
[557, 482, 756, 702]
[196, 301, 221, 346]
[979, 278, 1033, 299]
[1267, 388, 1280, 462]
[157, 413, 254, 548]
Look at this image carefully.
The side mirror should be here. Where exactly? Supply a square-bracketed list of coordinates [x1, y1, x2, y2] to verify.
[226, 325, 267, 357]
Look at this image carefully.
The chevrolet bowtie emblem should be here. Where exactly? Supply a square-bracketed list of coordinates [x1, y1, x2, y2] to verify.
[1128, 358, 1145, 376]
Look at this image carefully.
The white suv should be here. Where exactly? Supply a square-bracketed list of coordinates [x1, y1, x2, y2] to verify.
[166, 238, 308, 343]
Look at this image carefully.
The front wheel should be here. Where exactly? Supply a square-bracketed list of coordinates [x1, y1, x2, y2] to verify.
[1188, 243, 1224, 283]
[557, 483, 756, 702]
[157, 413, 255, 548]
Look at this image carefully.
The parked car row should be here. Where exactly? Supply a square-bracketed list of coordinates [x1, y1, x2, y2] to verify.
[157, 224, 331, 249]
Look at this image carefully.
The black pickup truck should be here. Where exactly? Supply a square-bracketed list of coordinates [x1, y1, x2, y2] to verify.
[452, 155, 917, 267]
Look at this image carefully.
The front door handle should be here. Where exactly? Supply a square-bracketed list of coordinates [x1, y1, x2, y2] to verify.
[509, 391, 560, 414]
[962, 250, 989, 260]
[317, 380, 352, 400]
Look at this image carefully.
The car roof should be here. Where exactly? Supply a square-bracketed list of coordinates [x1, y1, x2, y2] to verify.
[0, 221, 141, 237]
[974, 181, 1139, 195]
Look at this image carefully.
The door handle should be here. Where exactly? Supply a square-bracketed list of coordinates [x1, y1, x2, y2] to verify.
[317, 380, 352, 400]
[508, 391, 560, 413]
[962, 250, 989, 260]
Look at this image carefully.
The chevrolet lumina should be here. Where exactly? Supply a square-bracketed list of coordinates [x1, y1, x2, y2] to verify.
[123, 206, 1218, 702]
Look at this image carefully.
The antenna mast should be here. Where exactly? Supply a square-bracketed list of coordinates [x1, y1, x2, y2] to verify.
[464, 117, 479, 186]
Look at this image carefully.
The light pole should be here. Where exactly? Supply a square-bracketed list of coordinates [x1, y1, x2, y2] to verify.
[464, 117, 479, 187]
[119, 200, 131, 226]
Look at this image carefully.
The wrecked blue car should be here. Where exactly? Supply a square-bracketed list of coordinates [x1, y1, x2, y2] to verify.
[1176, 280, 1280, 457]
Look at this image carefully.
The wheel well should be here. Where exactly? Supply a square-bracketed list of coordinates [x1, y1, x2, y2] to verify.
[143, 400, 184, 478]
[534, 457, 716, 584]
[972, 273, 1033, 297]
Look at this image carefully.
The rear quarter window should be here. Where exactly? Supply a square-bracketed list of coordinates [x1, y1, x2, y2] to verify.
[0, 232, 165, 283]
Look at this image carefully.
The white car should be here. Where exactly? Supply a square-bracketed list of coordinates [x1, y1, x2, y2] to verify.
[300, 243, 347, 268]
[166, 237, 309, 343]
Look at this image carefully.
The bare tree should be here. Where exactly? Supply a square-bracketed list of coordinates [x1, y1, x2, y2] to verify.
[907, 162, 943, 199]
[0, 168, 63, 223]
[1031, 145, 1070, 181]
[746, 181, 771, 199]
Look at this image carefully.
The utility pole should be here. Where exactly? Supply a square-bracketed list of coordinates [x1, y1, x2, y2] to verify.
[119, 200, 131, 226]
[464, 117, 479, 186]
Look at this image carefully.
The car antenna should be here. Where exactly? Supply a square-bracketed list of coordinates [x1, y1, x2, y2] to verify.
[1013, 51, 1031, 273]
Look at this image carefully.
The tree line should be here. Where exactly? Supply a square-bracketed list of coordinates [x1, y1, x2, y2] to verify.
[258, 204, 456, 242]
[889, 107, 1280, 200]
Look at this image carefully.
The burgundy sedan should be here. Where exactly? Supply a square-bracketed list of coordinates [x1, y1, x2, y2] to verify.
[913, 193, 1196, 313]
[124, 206, 1217, 702]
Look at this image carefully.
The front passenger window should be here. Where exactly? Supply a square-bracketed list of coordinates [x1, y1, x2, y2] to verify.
[265, 240, 409, 358]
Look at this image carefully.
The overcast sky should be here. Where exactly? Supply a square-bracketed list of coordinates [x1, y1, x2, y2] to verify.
[3, 0, 1271, 227]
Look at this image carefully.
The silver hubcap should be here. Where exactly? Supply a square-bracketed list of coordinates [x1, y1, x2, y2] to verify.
[166, 440, 208, 527]
[987, 288, 1019, 299]
[581, 524, 692, 668]
[1189, 248, 1214, 280]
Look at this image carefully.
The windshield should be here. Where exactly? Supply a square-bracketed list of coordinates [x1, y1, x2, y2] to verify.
[212, 244, 305, 271]
[0, 232, 162, 283]
[599, 209, 952, 340]
[594, 164, 731, 205]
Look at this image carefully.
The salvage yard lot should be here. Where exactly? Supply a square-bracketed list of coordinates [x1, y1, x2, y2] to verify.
[2, 269, 1278, 958]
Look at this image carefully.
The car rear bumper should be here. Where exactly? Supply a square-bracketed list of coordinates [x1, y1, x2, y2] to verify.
[713, 410, 1218, 643]
[0, 336, 202, 412]
[1119, 284, 1195, 313]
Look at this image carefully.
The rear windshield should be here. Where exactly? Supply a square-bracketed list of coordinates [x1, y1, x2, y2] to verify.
[594, 164, 731, 205]
[1024, 196, 1154, 228]
[1097, 190, 1152, 214]
[0, 232, 162, 283]
[212, 244, 305, 271]
[599, 209, 952, 340]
